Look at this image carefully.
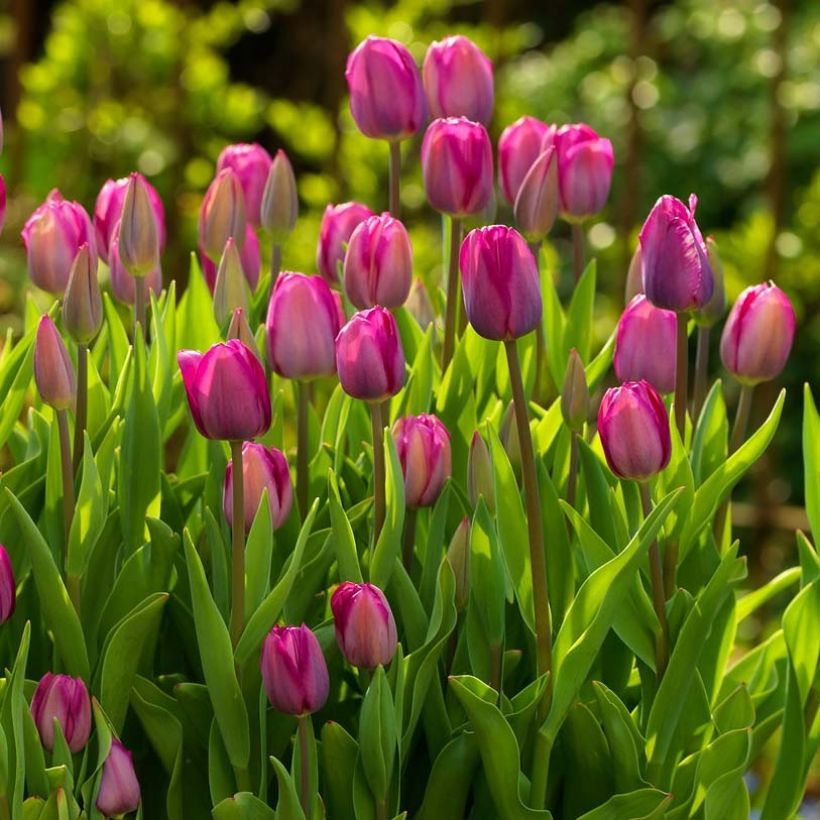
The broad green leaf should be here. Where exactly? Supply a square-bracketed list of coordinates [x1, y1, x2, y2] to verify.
[691, 380, 728, 485]
[328, 470, 363, 583]
[470, 499, 506, 647]
[270, 756, 306, 820]
[576, 789, 672, 820]
[176, 253, 221, 351]
[592, 682, 645, 792]
[0, 341, 33, 452]
[416, 734, 478, 820]
[736, 567, 800, 622]
[370, 431, 405, 590]
[803, 384, 820, 540]
[102, 293, 130, 380]
[782, 579, 820, 704]
[244, 489, 273, 619]
[212, 792, 276, 819]
[0, 622, 30, 816]
[561, 701, 614, 817]
[359, 666, 397, 802]
[66, 433, 105, 578]
[321, 722, 358, 820]
[562, 258, 596, 367]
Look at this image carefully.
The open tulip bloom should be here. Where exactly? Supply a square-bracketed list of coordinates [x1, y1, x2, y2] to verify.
[0, 32, 815, 820]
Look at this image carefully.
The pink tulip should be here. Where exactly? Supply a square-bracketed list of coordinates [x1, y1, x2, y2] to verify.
[34, 315, 76, 410]
[498, 116, 555, 206]
[331, 582, 398, 668]
[514, 146, 559, 240]
[118, 172, 162, 277]
[554, 123, 614, 221]
[200, 223, 260, 293]
[316, 201, 375, 285]
[217, 142, 273, 226]
[96, 739, 140, 818]
[109, 220, 163, 305]
[261, 624, 329, 715]
[62, 244, 103, 345]
[199, 168, 247, 262]
[261, 149, 299, 241]
[392, 414, 452, 509]
[31, 673, 91, 753]
[0, 545, 15, 624]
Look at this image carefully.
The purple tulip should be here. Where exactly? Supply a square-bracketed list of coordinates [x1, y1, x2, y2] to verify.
[266, 273, 341, 380]
[335, 307, 406, 402]
[94, 175, 165, 264]
[720, 282, 796, 385]
[614, 295, 677, 395]
[498, 116, 555, 206]
[331, 582, 398, 668]
[216, 142, 273, 226]
[460, 225, 542, 341]
[421, 117, 494, 218]
[346, 36, 425, 141]
[392, 414, 452, 509]
[22, 190, 97, 294]
[34, 316, 76, 411]
[178, 340, 271, 441]
[316, 201, 375, 285]
[344, 213, 413, 310]
[96, 739, 140, 818]
[0, 544, 16, 624]
[200, 223, 260, 294]
[423, 35, 494, 125]
[597, 380, 671, 481]
[261, 624, 329, 715]
[554, 124, 614, 221]
[199, 168, 247, 262]
[224, 442, 293, 534]
[639, 194, 714, 312]
[108, 220, 163, 305]
[514, 146, 559, 240]
[31, 673, 91, 753]
[117, 172, 162, 277]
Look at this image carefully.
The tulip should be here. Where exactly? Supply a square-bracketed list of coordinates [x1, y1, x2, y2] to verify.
[217, 142, 272, 226]
[0, 544, 15, 624]
[22, 190, 96, 294]
[261, 149, 298, 243]
[335, 307, 406, 402]
[62, 244, 102, 345]
[421, 117, 494, 218]
[554, 124, 614, 221]
[94, 175, 165, 264]
[423, 35, 494, 125]
[200, 223, 260, 294]
[266, 273, 340, 380]
[224, 442, 293, 534]
[561, 348, 590, 432]
[226, 307, 261, 361]
[118, 172, 162, 277]
[460, 225, 542, 341]
[614, 295, 677, 395]
[316, 202, 374, 285]
[445, 519, 471, 612]
[597, 380, 671, 481]
[96, 739, 140, 818]
[34, 316, 75, 410]
[639, 194, 713, 312]
[346, 36, 425, 141]
[213, 238, 250, 326]
[498, 116, 555, 206]
[514, 147, 559, 241]
[720, 282, 795, 386]
[467, 431, 494, 511]
[331, 582, 397, 668]
[178, 340, 271, 441]
[108, 220, 163, 305]
[344, 213, 413, 310]
[31, 673, 91, 753]
[261, 624, 329, 715]
[199, 168, 247, 262]
[392, 414, 452, 509]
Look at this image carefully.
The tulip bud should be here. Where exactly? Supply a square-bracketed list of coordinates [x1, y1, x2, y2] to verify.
[460, 225, 542, 341]
[597, 380, 671, 481]
[720, 281, 796, 386]
[423, 35, 494, 125]
[117, 173, 162, 277]
[392, 414, 452, 509]
[498, 116, 555, 206]
[405, 277, 435, 329]
[467, 431, 494, 511]
[200, 223, 260, 294]
[561, 349, 590, 432]
[514, 147, 559, 241]
[261, 624, 329, 715]
[554, 124, 614, 221]
[639, 194, 713, 312]
[62, 244, 102, 345]
[224, 442, 293, 534]
[331, 582, 398, 668]
[217, 142, 272, 226]
[344, 213, 413, 310]
[614, 296, 677, 395]
[421, 117, 494, 218]
[22, 190, 97, 294]
[95, 738, 140, 818]
[445, 518, 471, 612]
[178, 340, 271, 441]
[266, 273, 340, 380]
[31, 673, 91, 753]
[695, 237, 727, 327]
[108, 220, 163, 305]
[199, 169, 247, 262]
[226, 307, 261, 361]
[34, 316, 76, 411]
[261, 149, 298, 242]
[336, 307, 406, 402]
[624, 245, 643, 303]
[0, 544, 16, 624]
[316, 202, 375, 285]
[213, 238, 250, 326]
[346, 36, 425, 141]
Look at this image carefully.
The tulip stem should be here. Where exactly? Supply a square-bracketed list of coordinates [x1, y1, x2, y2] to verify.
[297, 715, 312, 819]
[388, 141, 401, 218]
[72, 343, 88, 471]
[370, 402, 386, 544]
[442, 218, 463, 371]
[530, 730, 552, 810]
[567, 431, 579, 510]
[639, 482, 669, 678]
[134, 276, 147, 342]
[229, 440, 245, 647]
[529, 240, 546, 403]
[271, 243, 282, 285]
[58, 409, 80, 613]
[674, 313, 689, 441]
[297, 381, 310, 519]
[692, 325, 710, 425]
[504, 340, 552, 711]
[571, 223, 584, 284]
[402, 507, 417, 572]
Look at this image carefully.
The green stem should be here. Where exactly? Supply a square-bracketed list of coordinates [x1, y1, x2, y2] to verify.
[571, 223, 584, 284]
[388, 141, 401, 218]
[674, 313, 689, 442]
[640, 483, 668, 678]
[229, 440, 245, 647]
[567, 431, 579, 510]
[692, 325, 710, 425]
[72, 343, 88, 471]
[270, 243, 282, 290]
[298, 715, 312, 819]
[370, 402, 386, 544]
[489, 642, 503, 700]
[58, 410, 80, 614]
[529, 730, 552, 810]
[441, 218, 463, 371]
[134, 275, 146, 342]
[297, 381, 310, 519]
[529, 240, 545, 403]
[402, 507, 417, 572]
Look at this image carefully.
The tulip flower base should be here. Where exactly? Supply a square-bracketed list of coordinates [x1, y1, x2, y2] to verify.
[0, 31, 817, 820]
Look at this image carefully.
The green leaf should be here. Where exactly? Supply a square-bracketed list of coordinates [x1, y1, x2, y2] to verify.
[328, 470, 363, 583]
[592, 682, 645, 792]
[270, 756, 306, 820]
[359, 666, 397, 803]
[0, 340, 33, 452]
[576, 439, 617, 549]
[562, 258, 596, 366]
[102, 293, 130, 380]
[416, 734, 478, 820]
[470, 499, 507, 648]
[244, 489, 273, 620]
[691, 380, 728, 485]
[561, 701, 614, 817]
[176, 253, 221, 352]
[370, 431, 405, 590]
[0, 622, 30, 816]
[782, 578, 820, 705]
[803, 384, 820, 541]
[321, 721, 358, 820]
[212, 792, 276, 819]
[736, 567, 800, 622]
[576, 789, 672, 820]
[66, 433, 105, 578]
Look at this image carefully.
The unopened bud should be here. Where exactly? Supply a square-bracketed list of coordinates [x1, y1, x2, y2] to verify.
[261, 149, 298, 242]
[62, 244, 102, 345]
[514, 147, 559, 241]
[467, 431, 494, 511]
[405, 277, 435, 329]
[34, 316, 76, 410]
[227, 308, 261, 361]
[561, 349, 589, 432]
[118, 172, 161, 277]
[199, 168, 247, 262]
[213, 238, 250, 326]
[446, 517, 471, 612]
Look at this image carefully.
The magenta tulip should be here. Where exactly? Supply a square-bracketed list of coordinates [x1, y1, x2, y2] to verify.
[346, 36, 425, 141]
[108, 220, 163, 305]
[316, 201, 375, 285]
[200, 223, 260, 294]
[498, 116, 555, 206]
[31, 673, 91, 753]
[178, 340, 271, 441]
[554, 123, 614, 221]
[720, 282, 796, 385]
[199, 168, 247, 262]
[0, 545, 15, 624]
[331, 582, 398, 668]
[261, 624, 329, 715]
[597, 380, 671, 481]
[34, 316, 76, 411]
[421, 117, 493, 217]
[217, 142, 272, 226]
[514, 146, 559, 240]
[344, 213, 413, 310]
[614, 295, 677, 394]
[96, 739, 140, 818]
[423, 35, 494, 125]
[392, 415, 452, 508]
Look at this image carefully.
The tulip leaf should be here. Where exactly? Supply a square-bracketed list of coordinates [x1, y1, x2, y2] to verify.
[561, 701, 614, 817]
[736, 566, 800, 622]
[359, 666, 397, 803]
[212, 792, 276, 819]
[691, 379, 728, 485]
[0, 340, 33, 453]
[416, 733, 479, 820]
[470, 499, 506, 647]
[0, 621, 30, 816]
[245, 488, 273, 619]
[66, 433, 105, 578]
[576, 789, 672, 820]
[370, 431, 405, 590]
[803, 384, 820, 541]
[592, 682, 646, 792]
[102, 292, 130, 381]
[540, 256, 565, 389]
[328, 469, 363, 583]
[270, 756, 306, 820]
[563, 258, 596, 367]
[537, 460, 574, 627]
[782, 578, 820, 706]
[176, 252, 221, 352]
[321, 721, 358, 820]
